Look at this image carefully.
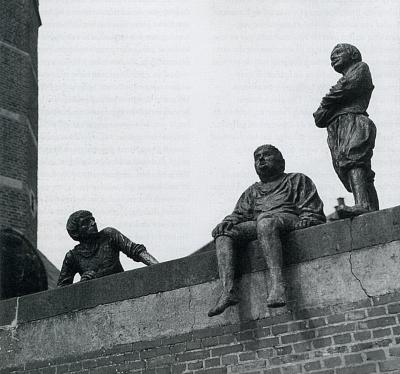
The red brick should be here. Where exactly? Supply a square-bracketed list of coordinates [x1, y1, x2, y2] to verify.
[194, 368, 227, 374]
[193, 326, 225, 339]
[344, 354, 363, 365]
[188, 362, 203, 370]
[221, 355, 237, 366]
[281, 331, 315, 344]
[177, 350, 209, 362]
[388, 303, 400, 314]
[372, 328, 391, 338]
[312, 337, 332, 349]
[171, 364, 186, 374]
[218, 335, 235, 345]
[333, 334, 351, 344]
[68, 362, 82, 372]
[307, 318, 327, 329]
[336, 363, 376, 374]
[327, 314, 345, 324]
[56, 364, 69, 374]
[245, 338, 279, 351]
[254, 328, 271, 339]
[280, 364, 302, 374]
[271, 324, 289, 336]
[373, 292, 400, 306]
[361, 316, 396, 329]
[141, 347, 170, 359]
[353, 331, 371, 341]
[346, 310, 367, 321]
[259, 313, 293, 327]
[239, 352, 256, 362]
[269, 353, 309, 366]
[170, 343, 186, 354]
[204, 358, 220, 368]
[147, 355, 175, 368]
[303, 360, 321, 371]
[201, 337, 219, 348]
[326, 346, 348, 355]
[163, 334, 192, 346]
[324, 357, 342, 368]
[211, 344, 243, 357]
[367, 306, 387, 317]
[293, 341, 312, 353]
[186, 340, 202, 351]
[365, 349, 386, 361]
[274, 346, 292, 356]
[257, 348, 275, 359]
[379, 358, 400, 371]
[235, 330, 255, 342]
[263, 368, 281, 374]
[317, 323, 355, 337]
[390, 347, 400, 357]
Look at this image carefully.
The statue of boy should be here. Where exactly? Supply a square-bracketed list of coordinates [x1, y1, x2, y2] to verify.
[57, 210, 159, 286]
[314, 43, 379, 218]
[208, 145, 326, 317]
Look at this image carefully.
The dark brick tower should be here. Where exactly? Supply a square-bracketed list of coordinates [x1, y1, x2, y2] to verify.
[0, 0, 40, 246]
[0, 0, 48, 298]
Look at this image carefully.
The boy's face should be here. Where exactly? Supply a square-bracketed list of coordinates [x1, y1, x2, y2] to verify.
[254, 148, 283, 179]
[330, 46, 353, 73]
[78, 214, 98, 239]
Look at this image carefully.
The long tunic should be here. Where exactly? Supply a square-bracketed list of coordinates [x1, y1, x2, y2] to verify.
[57, 227, 145, 286]
[313, 61, 376, 191]
[222, 173, 326, 226]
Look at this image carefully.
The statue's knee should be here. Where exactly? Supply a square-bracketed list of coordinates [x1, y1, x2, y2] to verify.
[257, 216, 281, 233]
[215, 232, 238, 244]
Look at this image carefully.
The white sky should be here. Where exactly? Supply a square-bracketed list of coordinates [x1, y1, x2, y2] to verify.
[38, 0, 400, 271]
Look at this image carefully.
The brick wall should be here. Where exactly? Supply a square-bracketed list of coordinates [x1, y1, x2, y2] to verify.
[1, 209, 400, 373]
[5, 295, 400, 374]
[0, 0, 40, 247]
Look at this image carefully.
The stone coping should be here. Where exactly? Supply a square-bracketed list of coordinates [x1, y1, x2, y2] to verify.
[1, 206, 399, 326]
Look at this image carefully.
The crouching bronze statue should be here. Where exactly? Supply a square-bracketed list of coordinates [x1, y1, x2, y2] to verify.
[57, 210, 159, 286]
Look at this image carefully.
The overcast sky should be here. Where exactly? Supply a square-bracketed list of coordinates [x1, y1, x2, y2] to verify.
[38, 0, 400, 271]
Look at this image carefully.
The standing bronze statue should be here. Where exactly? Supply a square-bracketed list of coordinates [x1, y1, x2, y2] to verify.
[57, 210, 159, 286]
[208, 145, 326, 317]
[314, 43, 379, 218]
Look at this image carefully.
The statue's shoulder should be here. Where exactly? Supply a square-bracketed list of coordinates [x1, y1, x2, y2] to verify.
[349, 61, 371, 76]
[244, 182, 260, 195]
[287, 172, 313, 182]
[65, 248, 77, 260]
[100, 227, 118, 237]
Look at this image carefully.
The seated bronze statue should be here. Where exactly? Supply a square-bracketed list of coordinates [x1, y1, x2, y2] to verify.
[208, 145, 326, 317]
[57, 210, 159, 286]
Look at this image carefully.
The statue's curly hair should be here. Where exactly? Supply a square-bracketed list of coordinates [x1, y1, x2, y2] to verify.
[66, 210, 92, 241]
[254, 144, 285, 174]
[333, 43, 362, 63]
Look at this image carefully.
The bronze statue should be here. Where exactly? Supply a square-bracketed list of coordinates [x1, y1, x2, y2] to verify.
[57, 210, 159, 286]
[314, 43, 378, 218]
[208, 145, 326, 317]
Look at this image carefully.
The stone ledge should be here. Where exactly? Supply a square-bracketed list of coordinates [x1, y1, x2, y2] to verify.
[1, 206, 399, 326]
[2, 237, 400, 366]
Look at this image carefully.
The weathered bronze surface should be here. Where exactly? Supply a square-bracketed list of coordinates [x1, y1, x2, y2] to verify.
[57, 211, 159, 286]
[208, 145, 326, 317]
[314, 43, 379, 218]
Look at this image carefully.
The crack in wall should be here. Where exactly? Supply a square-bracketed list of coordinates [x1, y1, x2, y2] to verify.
[0, 297, 20, 340]
[347, 219, 372, 298]
[188, 287, 196, 330]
